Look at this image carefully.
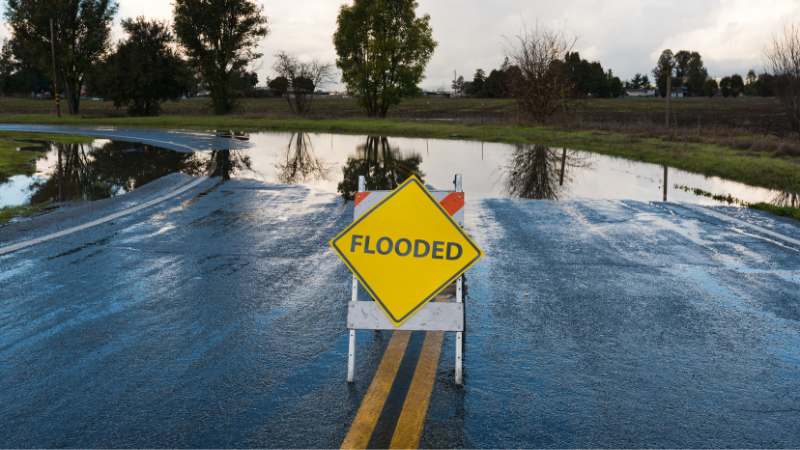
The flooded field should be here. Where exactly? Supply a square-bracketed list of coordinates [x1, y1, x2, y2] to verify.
[0, 131, 797, 212]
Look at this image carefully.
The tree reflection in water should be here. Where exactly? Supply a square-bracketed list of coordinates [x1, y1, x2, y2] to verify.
[338, 136, 424, 200]
[506, 144, 590, 200]
[208, 150, 253, 180]
[31, 141, 204, 204]
[275, 132, 330, 184]
[773, 191, 800, 208]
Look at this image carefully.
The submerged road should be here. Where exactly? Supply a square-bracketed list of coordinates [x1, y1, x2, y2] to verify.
[0, 127, 799, 447]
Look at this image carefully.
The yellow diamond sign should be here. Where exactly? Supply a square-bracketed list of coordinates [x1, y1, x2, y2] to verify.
[330, 176, 484, 326]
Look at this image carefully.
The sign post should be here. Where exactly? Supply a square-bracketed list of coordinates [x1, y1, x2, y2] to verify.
[331, 174, 483, 385]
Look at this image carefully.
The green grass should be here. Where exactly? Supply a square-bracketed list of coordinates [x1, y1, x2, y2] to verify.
[2, 113, 799, 194]
[0, 203, 49, 224]
[751, 203, 800, 221]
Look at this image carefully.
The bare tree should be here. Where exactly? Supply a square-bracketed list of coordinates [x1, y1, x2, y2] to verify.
[767, 25, 800, 132]
[273, 51, 333, 115]
[506, 26, 574, 122]
[276, 133, 330, 184]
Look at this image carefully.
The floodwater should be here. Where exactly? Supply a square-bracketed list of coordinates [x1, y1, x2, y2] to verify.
[0, 132, 796, 211]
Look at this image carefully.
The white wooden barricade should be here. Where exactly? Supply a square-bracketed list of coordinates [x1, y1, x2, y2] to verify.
[347, 175, 466, 385]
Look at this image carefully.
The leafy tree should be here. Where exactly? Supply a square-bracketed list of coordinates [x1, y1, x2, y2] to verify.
[233, 70, 259, 96]
[755, 73, 776, 97]
[627, 73, 651, 90]
[484, 69, 508, 98]
[467, 68, 486, 96]
[0, 39, 50, 95]
[673, 50, 692, 80]
[104, 18, 193, 116]
[607, 70, 624, 98]
[720, 76, 733, 97]
[745, 69, 758, 93]
[173, 0, 269, 114]
[0, 40, 13, 95]
[451, 75, 465, 96]
[563, 52, 622, 98]
[703, 78, 718, 97]
[5, 0, 117, 113]
[685, 52, 708, 96]
[730, 74, 744, 97]
[333, 0, 436, 117]
[653, 49, 675, 97]
[268, 76, 289, 96]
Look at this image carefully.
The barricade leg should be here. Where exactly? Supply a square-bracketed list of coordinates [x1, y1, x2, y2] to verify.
[455, 276, 464, 385]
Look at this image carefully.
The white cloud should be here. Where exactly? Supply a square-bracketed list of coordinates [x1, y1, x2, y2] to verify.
[2, 0, 799, 88]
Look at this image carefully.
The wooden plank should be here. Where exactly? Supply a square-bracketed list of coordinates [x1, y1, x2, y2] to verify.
[348, 301, 464, 332]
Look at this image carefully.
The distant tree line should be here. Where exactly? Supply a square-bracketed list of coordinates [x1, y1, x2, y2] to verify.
[454, 52, 623, 99]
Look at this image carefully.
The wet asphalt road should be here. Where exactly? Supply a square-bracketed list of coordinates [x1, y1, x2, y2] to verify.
[2, 176, 800, 447]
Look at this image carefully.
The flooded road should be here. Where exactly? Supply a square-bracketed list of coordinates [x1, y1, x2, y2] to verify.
[1, 130, 797, 214]
[0, 126, 799, 448]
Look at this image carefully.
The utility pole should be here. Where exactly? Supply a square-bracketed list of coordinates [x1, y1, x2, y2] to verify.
[49, 18, 61, 118]
[665, 69, 672, 128]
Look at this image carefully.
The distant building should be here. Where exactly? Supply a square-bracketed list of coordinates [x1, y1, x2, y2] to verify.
[422, 90, 451, 98]
[626, 88, 657, 97]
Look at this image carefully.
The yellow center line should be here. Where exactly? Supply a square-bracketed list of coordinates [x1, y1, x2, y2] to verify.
[389, 331, 445, 450]
[341, 331, 412, 450]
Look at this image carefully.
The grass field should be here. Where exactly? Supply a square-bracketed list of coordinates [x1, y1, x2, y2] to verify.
[0, 95, 791, 131]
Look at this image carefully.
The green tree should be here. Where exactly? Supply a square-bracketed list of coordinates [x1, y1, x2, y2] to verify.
[730, 74, 745, 97]
[703, 78, 718, 97]
[0, 40, 13, 95]
[5, 0, 117, 114]
[685, 52, 708, 96]
[720, 76, 733, 97]
[173, 0, 269, 114]
[467, 68, 486, 96]
[333, 0, 436, 117]
[607, 70, 624, 98]
[653, 49, 675, 97]
[451, 75, 465, 96]
[484, 69, 508, 98]
[627, 73, 651, 90]
[744, 69, 758, 95]
[104, 18, 193, 116]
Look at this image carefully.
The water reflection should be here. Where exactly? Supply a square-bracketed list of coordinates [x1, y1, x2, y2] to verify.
[276, 133, 330, 184]
[31, 141, 204, 204]
[774, 191, 800, 208]
[505, 145, 590, 200]
[338, 136, 424, 200]
[209, 150, 252, 181]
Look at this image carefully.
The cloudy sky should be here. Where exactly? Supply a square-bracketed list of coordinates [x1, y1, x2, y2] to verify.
[2, 0, 799, 90]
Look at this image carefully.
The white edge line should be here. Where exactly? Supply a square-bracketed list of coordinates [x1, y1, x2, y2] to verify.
[0, 176, 209, 256]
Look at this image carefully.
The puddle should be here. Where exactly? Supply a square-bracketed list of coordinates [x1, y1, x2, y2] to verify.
[0, 132, 797, 213]
[0, 140, 207, 209]
[238, 132, 797, 207]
